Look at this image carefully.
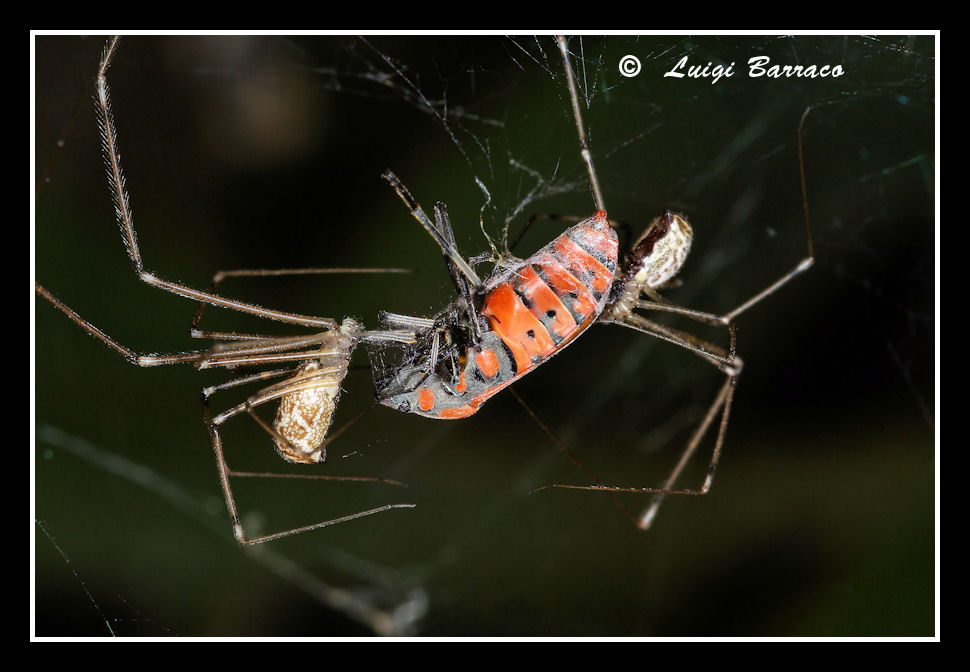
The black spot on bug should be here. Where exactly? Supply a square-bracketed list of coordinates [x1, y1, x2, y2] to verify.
[526, 329, 536, 339]
[514, 286, 535, 309]
[547, 309, 556, 318]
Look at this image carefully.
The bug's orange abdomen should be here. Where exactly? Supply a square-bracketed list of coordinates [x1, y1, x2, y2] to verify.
[482, 283, 557, 372]
[479, 212, 617, 381]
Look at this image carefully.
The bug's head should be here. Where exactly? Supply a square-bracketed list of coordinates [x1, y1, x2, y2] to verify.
[378, 388, 413, 414]
[371, 361, 422, 413]
[623, 211, 693, 289]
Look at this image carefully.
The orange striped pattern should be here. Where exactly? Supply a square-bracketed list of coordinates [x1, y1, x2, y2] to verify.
[377, 212, 618, 421]
[482, 284, 556, 372]
[481, 215, 617, 381]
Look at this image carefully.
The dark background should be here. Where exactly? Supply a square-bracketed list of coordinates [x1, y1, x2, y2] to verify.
[34, 35, 935, 637]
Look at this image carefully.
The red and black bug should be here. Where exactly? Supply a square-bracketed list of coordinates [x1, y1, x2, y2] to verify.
[371, 176, 626, 420]
[371, 174, 696, 430]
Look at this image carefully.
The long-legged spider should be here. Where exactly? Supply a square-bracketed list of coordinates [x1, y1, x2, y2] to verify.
[36, 36, 420, 545]
[535, 36, 814, 527]
[357, 35, 814, 529]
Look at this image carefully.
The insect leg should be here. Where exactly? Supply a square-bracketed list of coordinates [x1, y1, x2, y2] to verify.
[434, 202, 484, 346]
[381, 170, 484, 290]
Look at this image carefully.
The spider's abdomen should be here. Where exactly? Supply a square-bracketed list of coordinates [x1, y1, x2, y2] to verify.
[273, 319, 360, 463]
[605, 212, 693, 321]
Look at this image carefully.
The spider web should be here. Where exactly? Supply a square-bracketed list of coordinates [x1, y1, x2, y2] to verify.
[34, 34, 936, 637]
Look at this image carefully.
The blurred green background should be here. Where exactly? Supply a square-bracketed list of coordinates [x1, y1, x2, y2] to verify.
[34, 35, 935, 637]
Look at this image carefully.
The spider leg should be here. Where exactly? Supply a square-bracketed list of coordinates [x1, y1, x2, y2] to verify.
[95, 36, 341, 331]
[536, 312, 739, 530]
[707, 103, 820, 322]
[37, 284, 214, 367]
[202, 362, 414, 546]
[190, 267, 412, 341]
[556, 35, 606, 213]
[40, 276, 416, 544]
[507, 388, 642, 528]
[207, 407, 414, 546]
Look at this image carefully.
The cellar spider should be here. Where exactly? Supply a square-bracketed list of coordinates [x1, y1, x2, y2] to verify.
[334, 35, 814, 530]
[35, 36, 419, 545]
[538, 35, 816, 528]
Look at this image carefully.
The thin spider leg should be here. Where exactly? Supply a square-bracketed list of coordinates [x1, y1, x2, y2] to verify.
[605, 312, 741, 374]
[507, 388, 642, 527]
[200, 370, 413, 545]
[38, 284, 213, 367]
[381, 170, 484, 290]
[190, 267, 412, 340]
[636, 298, 728, 326]
[209, 365, 350, 426]
[380, 312, 436, 332]
[533, 374, 736, 530]
[191, 328, 413, 370]
[633, 292, 738, 361]
[611, 315, 741, 524]
[230, 467, 407, 487]
[433, 203, 466, 295]
[208, 334, 336, 354]
[428, 330, 442, 375]
[203, 368, 398, 479]
[638, 375, 735, 529]
[724, 255, 815, 322]
[198, 338, 343, 369]
[95, 36, 339, 330]
[705, 105, 817, 323]
[556, 35, 606, 213]
[202, 368, 297, 400]
[204, 418, 414, 546]
[531, 312, 740, 527]
[172, 330, 375, 372]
